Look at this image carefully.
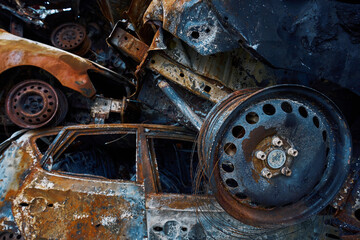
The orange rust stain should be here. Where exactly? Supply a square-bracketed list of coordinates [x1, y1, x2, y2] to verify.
[13, 185, 132, 239]
[0, 32, 96, 97]
[251, 169, 260, 183]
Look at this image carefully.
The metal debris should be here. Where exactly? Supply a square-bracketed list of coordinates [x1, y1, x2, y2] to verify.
[0, 0, 359, 239]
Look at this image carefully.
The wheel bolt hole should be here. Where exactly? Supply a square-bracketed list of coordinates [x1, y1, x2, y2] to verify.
[281, 102, 292, 113]
[224, 143, 237, 156]
[313, 116, 320, 128]
[225, 178, 238, 188]
[221, 161, 234, 172]
[232, 126, 245, 138]
[263, 104, 276, 115]
[298, 106, 308, 118]
[246, 112, 259, 124]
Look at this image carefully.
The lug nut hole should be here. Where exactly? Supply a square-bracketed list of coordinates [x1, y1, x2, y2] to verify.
[281, 102, 292, 113]
[313, 116, 320, 128]
[263, 104, 276, 115]
[224, 143, 237, 156]
[298, 106, 308, 118]
[222, 161, 234, 172]
[225, 178, 238, 188]
[232, 125, 245, 138]
[246, 112, 259, 124]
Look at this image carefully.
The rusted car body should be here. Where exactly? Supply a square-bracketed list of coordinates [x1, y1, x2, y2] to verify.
[0, 124, 337, 239]
[0, 30, 135, 129]
[1, 29, 103, 98]
[0, 0, 359, 239]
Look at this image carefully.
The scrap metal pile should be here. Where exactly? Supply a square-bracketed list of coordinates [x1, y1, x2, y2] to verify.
[0, 0, 360, 239]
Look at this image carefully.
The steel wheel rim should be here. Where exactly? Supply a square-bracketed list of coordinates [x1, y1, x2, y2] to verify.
[6, 80, 59, 128]
[198, 84, 352, 227]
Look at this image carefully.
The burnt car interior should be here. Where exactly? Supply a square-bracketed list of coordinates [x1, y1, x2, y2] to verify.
[150, 138, 198, 194]
[1, 0, 360, 239]
[52, 134, 137, 180]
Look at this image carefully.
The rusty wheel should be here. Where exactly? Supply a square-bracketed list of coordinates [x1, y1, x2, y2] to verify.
[5, 80, 66, 129]
[51, 23, 91, 56]
[198, 85, 352, 227]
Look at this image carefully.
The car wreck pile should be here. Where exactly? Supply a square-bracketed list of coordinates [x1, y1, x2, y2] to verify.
[0, 0, 360, 239]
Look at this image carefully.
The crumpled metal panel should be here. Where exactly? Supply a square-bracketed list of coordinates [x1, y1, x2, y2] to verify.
[146, 194, 339, 239]
[12, 169, 146, 240]
[0, 29, 96, 97]
[0, 29, 135, 98]
[208, 0, 360, 95]
[0, 132, 35, 232]
[143, 0, 239, 55]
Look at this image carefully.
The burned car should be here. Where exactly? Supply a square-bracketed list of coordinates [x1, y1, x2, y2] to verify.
[0, 124, 344, 239]
[0, 29, 136, 134]
[0, 0, 359, 239]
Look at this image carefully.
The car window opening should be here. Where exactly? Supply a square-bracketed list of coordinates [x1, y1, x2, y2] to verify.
[35, 135, 57, 154]
[151, 138, 203, 194]
[52, 134, 136, 180]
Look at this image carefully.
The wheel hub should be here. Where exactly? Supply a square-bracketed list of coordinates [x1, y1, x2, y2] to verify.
[51, 23, 90, 56]
[198, 85, 352, 226]
[6, 80, 59, 128]
[267, 149, 286, 169]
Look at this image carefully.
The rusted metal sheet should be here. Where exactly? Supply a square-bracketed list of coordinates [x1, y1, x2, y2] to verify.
[108, 26, 149, 63]
[125, 0, 154, 44]
[0, 29, 96, 97]
[333, 169, 360, 238]
[146, 194, 339, 239]
[0, 129, 58, 233]
[0, 124, 196, 238]
[108, 25, 231, 103]
[148, 54, 231, 103]
[143, 0, 239, 55]
[161, 38, 278, 90]
[13, 168, 146, 239]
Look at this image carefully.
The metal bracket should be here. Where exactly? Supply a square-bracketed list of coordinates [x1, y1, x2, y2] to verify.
[90, 96, 126, 124]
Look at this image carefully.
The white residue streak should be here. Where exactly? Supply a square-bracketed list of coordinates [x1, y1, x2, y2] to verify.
[120, 211, 132, 219]
[38, 177, 54, 189]
[74, 214, 89, 220]
[100, 216, 117, 226]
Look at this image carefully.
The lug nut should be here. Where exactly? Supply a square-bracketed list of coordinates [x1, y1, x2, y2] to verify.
[287, 148, 298, 157]
[281, 167, 292, 176]
[272, 136, 283, 147]
[256, 151, 266, 160]
[261, 168, 272, 179]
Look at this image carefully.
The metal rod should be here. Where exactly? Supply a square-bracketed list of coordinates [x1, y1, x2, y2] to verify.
[157, 80, 203, 130]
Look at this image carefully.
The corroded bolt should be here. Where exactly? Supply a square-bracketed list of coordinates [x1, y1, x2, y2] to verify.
[261, 168, 272, 179]
[281, 167, 292, 176]
[256, 151, 266, 160]
[287, 148, 298, 157]
[272, 136, 283, 147]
